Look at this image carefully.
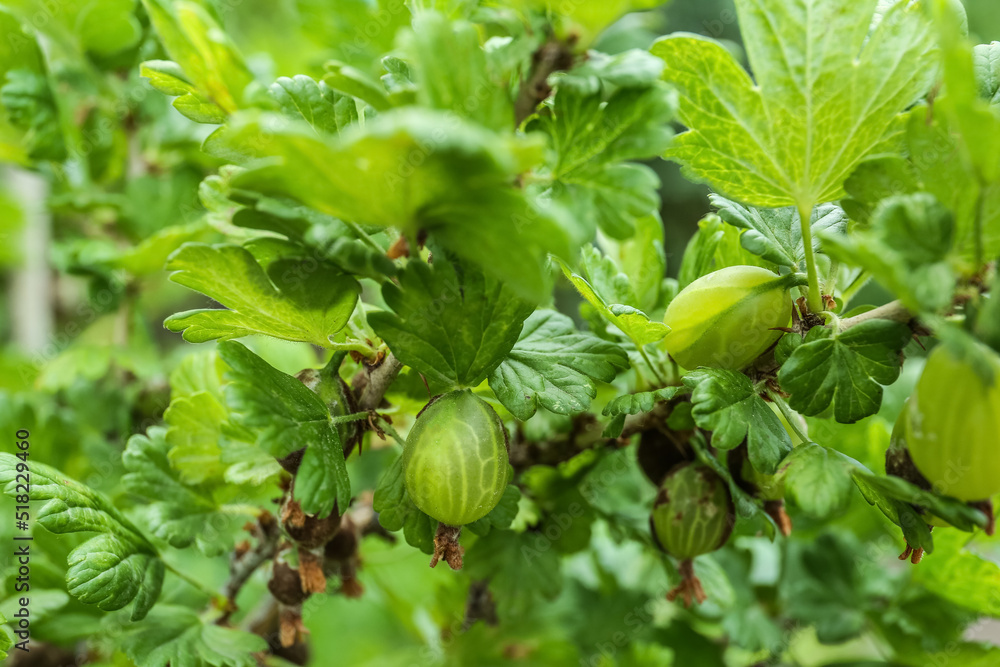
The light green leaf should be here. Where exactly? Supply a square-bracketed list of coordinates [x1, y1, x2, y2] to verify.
[682, 369, 792, 474]
[652, 0, 937, 209]
[165, 243, 360, 347]
[119, 605, 267, 667]
[780, 442, 853, 519]
[139, 61, 226, 124]
[602, 386, 685, 417]
[141, 0, 254, 116]
[614, 213, 667, 314]
[489, 310, 629, 420]
[852, 471, 988, 532]
[269, 75, 357, 136]
[712, 196, 847, 269]
[677, 213, 771, 288]
[400, 11, 512, 131]
[823, 194, 956, 313]
[778, 319, 913, 423]
[210, 109, 571, 300]
[123, 427, 239, 556]
[534, 73, 675, 238]
[558, 258, 670, 347]
[370, 254, 535, 389]
[67, 534, 164, 620]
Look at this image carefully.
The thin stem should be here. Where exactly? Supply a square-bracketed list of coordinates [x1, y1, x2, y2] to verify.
[766, 388, 810, 444]
[975, 182, 986, 270]
[375, 414, 407, 447]
[330, 411, 372, 425]
[797, 201, 823, 314]
[638, 346, 667, 387]
[824, 259, 840, 297]
[838, 300, 912, 331]
[165, 561, 225, 605]
[343, 219, 383, 254]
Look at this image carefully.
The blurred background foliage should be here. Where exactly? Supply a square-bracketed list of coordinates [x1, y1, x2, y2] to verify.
[0, 1, 999, 666]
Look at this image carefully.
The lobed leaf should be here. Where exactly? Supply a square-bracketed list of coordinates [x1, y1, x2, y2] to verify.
[489, 310, 629, 420]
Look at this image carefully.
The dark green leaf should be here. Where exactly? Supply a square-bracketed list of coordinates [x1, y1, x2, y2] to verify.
[119, 605, 267, 667]
[778, 320, 912, 423]
[218, 341, 349, 516]
[682, 369, 792, 474]
[489, 310, 628, 420]
[370, 255, 535, 390]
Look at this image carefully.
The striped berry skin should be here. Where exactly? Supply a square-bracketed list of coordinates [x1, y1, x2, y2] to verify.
[662, 265, 793, 371]
[650, 463, 734, 560]
[906, 345, 1000, 502]
[404, 390, 509, 526]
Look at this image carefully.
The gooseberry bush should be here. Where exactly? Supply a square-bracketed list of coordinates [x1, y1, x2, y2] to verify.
[2, 0, 1000, 664]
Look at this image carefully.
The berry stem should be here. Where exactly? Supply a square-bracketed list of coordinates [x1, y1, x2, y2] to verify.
[797, 201, 823, 314]
[765, 388, 810, 444]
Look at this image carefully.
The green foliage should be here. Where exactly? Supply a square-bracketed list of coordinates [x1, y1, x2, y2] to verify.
[489, 310, 629, 419]
[778, 320, 913, 423]
[6, 0, 1000, 664]
[653, 0, 937, 210]
[165, 242, 360, 346]
[0, 456, 162, 621]
[369, 253, 534, 389]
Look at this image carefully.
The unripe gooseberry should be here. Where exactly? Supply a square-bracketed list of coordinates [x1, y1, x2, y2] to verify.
[650, 463, 734, 560]
[403, 390, 509, 526]
[906, 346, 1000, 502]
[662, 265, 793, 370]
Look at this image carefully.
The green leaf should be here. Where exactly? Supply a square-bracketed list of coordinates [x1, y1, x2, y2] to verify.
[780, 533, 877, 643]
[141, 0, 254, 116]
[269, 75, 357, 136]
[465, 528, 563, 614]
[139, 61, 227, 124]
[682, 369, 792, 474]
[778, 319, 912, 423]
[822, 194, 956, 313]
[0, 68, 66, 161]
[466, 483, 521, 536]
[370, 254, 535, 389]
[534, 68, 675, 238]
[677, 213, 771, 288]
[123, 427, 235, 555]
[975, 42, 1000, 107]
[218, 341, 349, 516]
[210, 109, 572, 301]
[558, 258, 670, 347]
[652, 0, 937, 209]
[0, 455, 162, 620]
[851, 469, 933, 553]
[780, 442, 853, 519]
[119, 605, 267, 667]
[400, 11, 512, 131]
[163, 392, 228, 484]
[67, 533, 164, 620]
[712, 196, 847, 269]
[602, 386, 685, 417]
[489, 310, 629, 420]
[613, 213, 667, 314]
[113, 221, 214, 275]
[911, 531, 1000, 617]
[852, 472, 988, 532]
[372, 455, 436, 554]
[165, 243, 360, 347]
